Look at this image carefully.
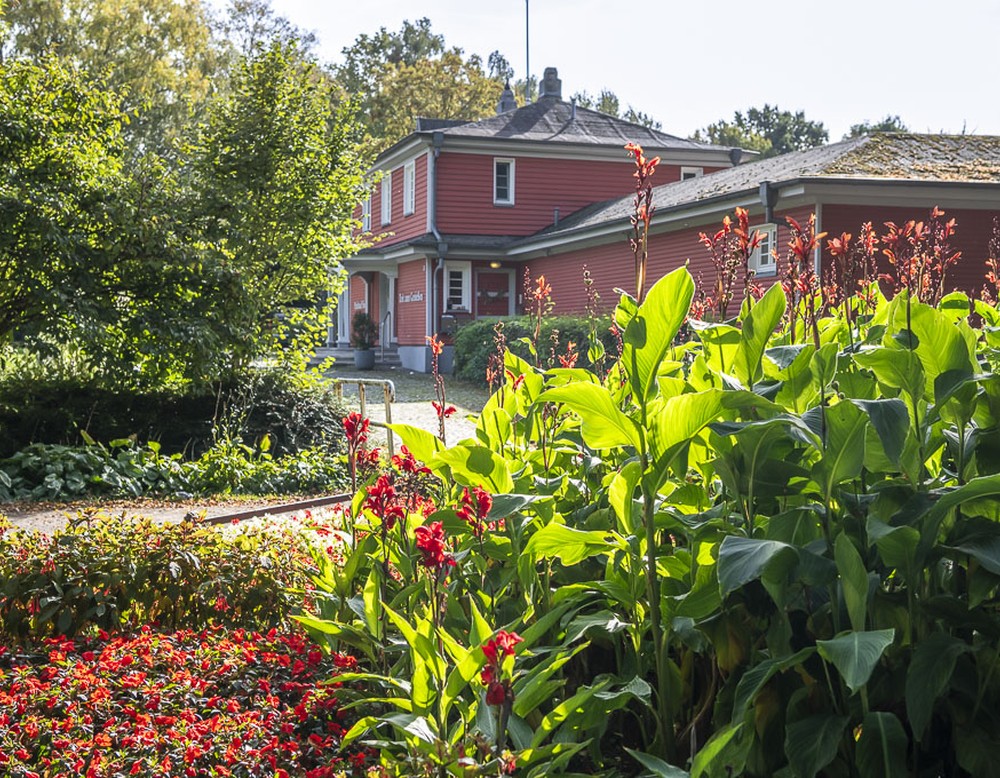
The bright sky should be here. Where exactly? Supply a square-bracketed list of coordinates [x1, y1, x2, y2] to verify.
[270, 0, 1000, 142]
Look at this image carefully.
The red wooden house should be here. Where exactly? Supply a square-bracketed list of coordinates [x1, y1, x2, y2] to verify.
[338, 67, 741, 370]
[340, 68, 1000, 372]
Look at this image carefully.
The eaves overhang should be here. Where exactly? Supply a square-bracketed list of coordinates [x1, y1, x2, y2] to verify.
[506, 176, 1000, 260]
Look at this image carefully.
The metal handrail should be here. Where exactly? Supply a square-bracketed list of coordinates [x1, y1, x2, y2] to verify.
[380, 310, 392, 362]
[331, 377, 396, 455]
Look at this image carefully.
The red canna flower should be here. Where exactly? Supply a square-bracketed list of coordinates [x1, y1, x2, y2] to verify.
[414, 522, 455, 570]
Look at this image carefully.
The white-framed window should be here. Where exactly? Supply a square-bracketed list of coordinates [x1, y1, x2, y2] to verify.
[680, 166, 703, 181]
[494, 158, 515, 205]
[361, 196, 371, 232]
[403, 160, 415, 215]
[380, 171, 392, 225]
[445, 261, 471, 311]
[750, 224, 777, 275]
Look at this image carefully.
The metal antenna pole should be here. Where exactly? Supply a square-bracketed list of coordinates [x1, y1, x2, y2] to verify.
[525, 0, 530, 102]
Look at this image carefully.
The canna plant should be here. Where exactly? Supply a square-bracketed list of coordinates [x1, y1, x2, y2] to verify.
[303, 170, 1000, 774]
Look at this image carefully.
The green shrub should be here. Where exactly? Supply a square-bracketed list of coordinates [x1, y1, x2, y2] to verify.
[451, 314, 617, 382]
[0, 439, 348, 501]
[0, 509, 347, 641]
[0, 363, 348, 458]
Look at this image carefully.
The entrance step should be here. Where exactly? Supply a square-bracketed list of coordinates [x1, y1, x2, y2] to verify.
[311, 345, 401, 370]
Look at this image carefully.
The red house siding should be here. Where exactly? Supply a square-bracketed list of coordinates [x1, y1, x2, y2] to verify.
[522, 205, 816, 315]
[820, 203, 1000, 296]
[349, 275, 368, 315]
[437, 153, 665, 236]
[360, 154, 429, 246]
[397, 259, 428, 346]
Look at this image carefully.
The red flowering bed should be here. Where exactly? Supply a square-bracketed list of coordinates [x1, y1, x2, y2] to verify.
[0, 626, 370, 777]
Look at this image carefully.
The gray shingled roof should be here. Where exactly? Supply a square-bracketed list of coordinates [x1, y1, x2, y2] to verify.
[377, 96, 734, 160]
[430, 95, 725, 151]
[526, 134, 1000, 240]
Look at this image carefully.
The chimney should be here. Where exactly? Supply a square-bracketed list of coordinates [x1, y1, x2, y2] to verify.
[538, 67, 562, 99]
[496, 81, 517, 114]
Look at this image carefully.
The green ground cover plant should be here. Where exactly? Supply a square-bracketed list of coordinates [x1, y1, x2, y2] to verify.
[302, 185, 1000, 775]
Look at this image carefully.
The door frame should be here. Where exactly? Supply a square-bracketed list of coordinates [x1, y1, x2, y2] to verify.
[474, 267, 516, 317]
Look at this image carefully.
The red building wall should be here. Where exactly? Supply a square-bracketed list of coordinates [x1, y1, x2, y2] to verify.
[396, 259, 428, 346]
[820, 203, 1000, 296]
[436, 151, 725, 236]
[360, 153, 429, 246]
[521, 205, 814, 315]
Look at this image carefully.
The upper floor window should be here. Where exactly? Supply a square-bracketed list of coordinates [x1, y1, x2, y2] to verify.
[750, 224, 777, 275]
[361, 196, 371, 232]
[380, 171, 392, 225]
[680, 166, 703, 181]
[494, 158, 515, 205]
[403, 161, 415, 215]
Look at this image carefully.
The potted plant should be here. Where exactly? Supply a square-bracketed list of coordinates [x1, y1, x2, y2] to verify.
[351, 311, 378, 370]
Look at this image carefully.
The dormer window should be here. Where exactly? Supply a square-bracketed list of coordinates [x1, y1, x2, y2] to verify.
[494, 158, 515, 205]
[380, 171, 392, 225]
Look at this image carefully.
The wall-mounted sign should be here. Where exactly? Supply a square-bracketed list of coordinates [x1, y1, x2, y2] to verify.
[399, 291, 424, 303]
[353, 301, 366, 311]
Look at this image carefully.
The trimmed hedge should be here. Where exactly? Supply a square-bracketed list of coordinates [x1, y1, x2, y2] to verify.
[0, 367, 348, 458]
[452, 315, 618, 383]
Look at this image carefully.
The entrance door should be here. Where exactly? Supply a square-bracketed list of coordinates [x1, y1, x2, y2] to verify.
[475, 269, 514, 317]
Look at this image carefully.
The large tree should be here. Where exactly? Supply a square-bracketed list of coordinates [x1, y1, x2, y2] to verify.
[0, 57, 127, 341]
[1, 0, 220, 153]
[693, 104, 828, 158]
[187, 41, 370, 372]
[333, 19, 501, 151]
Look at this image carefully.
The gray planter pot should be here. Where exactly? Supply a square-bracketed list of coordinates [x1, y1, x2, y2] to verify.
[353, 348, 375, 370]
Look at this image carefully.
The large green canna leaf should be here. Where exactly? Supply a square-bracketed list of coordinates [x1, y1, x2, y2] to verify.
[917, 475, 1000, 566]
[431, 444, 513, 493]
[849, 398, 909, 467]
[732, 647, 816, 714]
[906, 632, 969, 741]
[816, 629, 894, 694]
[813, 401, 868, 500]
[734, 282, 786, 387]
[717, 536, 797, 597]
[854, 347, 925, 401]
[648, 389, 725, 470]
[620, 267, 695, 404]
[539, 383, 642, 450]
[625, 748, 690, 777]
[835, 533, 869, 632]
[855, 711, 908, 778]
[887, 296, 975, 390]
[691, 320, 742, 381]
[524, 523, 624, 565]
[784, 713, 848, 778]
[690, 722, 750, 778]
[388, 423, 445, 465]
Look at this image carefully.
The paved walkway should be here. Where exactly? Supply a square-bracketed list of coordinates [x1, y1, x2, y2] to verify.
[5, 371, 486, 534]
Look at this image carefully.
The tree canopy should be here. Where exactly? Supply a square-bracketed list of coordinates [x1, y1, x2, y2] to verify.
[693, 104, 829, 158]
[332, 18, 501, 152]
[846, 115, 908, 138]
[571, 89, 662, 129]
[1, 0, 220, 153]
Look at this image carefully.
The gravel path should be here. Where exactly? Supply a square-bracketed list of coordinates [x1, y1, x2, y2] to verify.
[4, 370, 488, 533]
